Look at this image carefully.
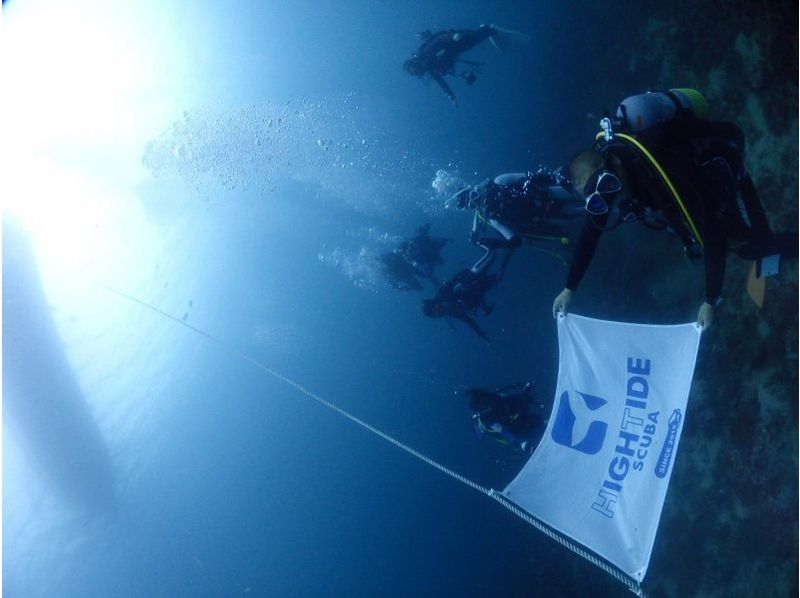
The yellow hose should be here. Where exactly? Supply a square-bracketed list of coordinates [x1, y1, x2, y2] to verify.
[595, 131, 704, 246]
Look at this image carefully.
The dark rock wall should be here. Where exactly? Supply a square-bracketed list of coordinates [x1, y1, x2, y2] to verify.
[569, 2, 797, 595]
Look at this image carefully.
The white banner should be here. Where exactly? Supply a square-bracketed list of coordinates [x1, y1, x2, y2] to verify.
[503, 314, 701, 581]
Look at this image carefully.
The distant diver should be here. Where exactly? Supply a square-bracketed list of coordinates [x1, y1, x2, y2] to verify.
[379, 224, 448, 291]
[551, 89, 798, 329]
[463, 382, 546, 452]
[449, 167, 584, 274]
[379, 250, 425, 291]
[422, 240, 512, 343]
[403, 24, 530, 106]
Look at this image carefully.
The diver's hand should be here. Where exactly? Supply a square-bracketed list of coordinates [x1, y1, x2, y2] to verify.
[488, 423, 502, 433]
[449, 95, 458, 108]
[697, 301, 715, 330]
[552, 288, 573, 318]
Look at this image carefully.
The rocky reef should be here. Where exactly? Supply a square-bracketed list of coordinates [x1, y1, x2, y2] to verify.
[580, 2, 798, 596]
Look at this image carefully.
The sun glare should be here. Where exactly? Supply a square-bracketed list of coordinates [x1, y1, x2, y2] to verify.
[1, 0, 162, 280]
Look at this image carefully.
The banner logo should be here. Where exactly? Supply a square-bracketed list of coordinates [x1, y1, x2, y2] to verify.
[655, 409, 682, 478]
[551, 391, 608, 455]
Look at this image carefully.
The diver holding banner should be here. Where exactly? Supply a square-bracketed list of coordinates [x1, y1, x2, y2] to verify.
[552, 89, 797, 329]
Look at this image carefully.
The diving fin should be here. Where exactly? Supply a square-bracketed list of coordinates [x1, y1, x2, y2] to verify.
[488, 25, 532, 51]
[746, 261, 765, 309]
[743, 231, 798, 308]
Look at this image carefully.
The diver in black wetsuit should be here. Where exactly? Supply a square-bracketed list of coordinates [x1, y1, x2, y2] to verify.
[552, 114, 798, 329]
[403, 25, 529, 106]
[379, 224, 448, 291]
[379, 250, 426, 291]
[464, 382, 546, 451]
[422, 230, 515, 343]
[400, 223, 448, 279]
[449, 167, 584, 273]
[423, 267, 496, 343]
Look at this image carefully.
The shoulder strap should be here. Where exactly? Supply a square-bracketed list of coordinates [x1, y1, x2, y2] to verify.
[596, 131, 704, 249]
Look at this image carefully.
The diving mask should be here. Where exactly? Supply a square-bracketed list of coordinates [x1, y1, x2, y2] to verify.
[583, 170, 622, 215]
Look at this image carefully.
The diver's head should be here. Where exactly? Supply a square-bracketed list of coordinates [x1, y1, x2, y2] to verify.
[448, 185, 481, 210]
[403, 57, 425, 77]
[567, 151, 604, 195]
[567, 151, 621, 215]
[422, 298, 446, 318]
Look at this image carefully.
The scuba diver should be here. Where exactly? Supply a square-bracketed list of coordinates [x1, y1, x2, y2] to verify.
[379, 224, 448, 291]
[423, 219, 518, 343]
[463, 382, 546, 452]
[551, 89, 798, 329]
[403, 24, 530, 106]
[379, 250, 427, 291]
[423, 267, 497, 343]
[400, 223, 448, 279]
[449, 167, 584, 273]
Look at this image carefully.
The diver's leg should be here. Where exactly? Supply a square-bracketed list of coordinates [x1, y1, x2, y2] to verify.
[494, 245, 517, 282]
[698, 156, 763, 253]
[451, 26, 493, 53]
[730, 174, 797, 267]
[737, 174, 774, 244]
[470, 243, 497, 274]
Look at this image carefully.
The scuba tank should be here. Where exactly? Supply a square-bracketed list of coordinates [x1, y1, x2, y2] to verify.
[615, 88, 709, 133]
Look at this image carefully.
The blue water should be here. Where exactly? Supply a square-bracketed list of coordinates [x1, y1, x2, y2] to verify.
[2, 0, 795, 596]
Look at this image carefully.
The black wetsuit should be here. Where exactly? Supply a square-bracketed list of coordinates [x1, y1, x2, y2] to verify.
[471, 383, 545, 447]
[382, 224, 447, 291]
[380, 250, 425, 291]
[434, 269, 496, 342]
[401, 223, 447, 277]
[410, 26, 493, 102]
[566, 119, 783, 304]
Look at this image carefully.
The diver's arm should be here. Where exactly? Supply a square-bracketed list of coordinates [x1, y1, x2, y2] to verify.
[553, 213, 606, 317]
[703, 223, 726, 303]
[494, 243, 518, 283]
[480, 296, 493, 315]
[469, 211, 485, 244]
[565, 213, 607, 290]
[699, 213, 727, 329]
[552, 288, 573, 318]
[431, 73, 457, 105]
[453, 312, 490, 343]
[488, 218, 516, 241]
[470, 245, 495, 274]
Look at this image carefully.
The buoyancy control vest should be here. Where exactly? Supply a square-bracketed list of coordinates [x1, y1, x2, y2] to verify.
[594, 88, 712, 260]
